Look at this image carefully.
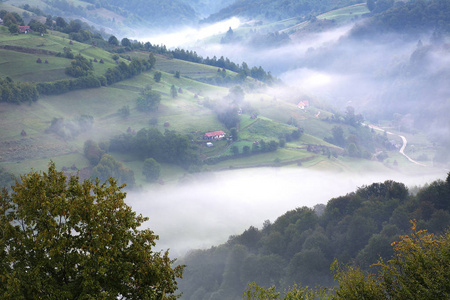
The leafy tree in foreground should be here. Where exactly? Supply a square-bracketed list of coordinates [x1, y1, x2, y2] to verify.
[245, 221, 450, 299]
[0, 163, 184, 299]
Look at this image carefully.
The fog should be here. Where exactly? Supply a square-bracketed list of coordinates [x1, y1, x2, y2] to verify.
[129, 18, 450, 256]
[126, 168, 444, 257]
[132, 17, 241, 48]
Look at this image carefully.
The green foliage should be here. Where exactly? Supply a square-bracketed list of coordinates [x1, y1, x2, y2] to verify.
[142, 158, 161, 182]
[0, 162, 183, 299]
[36, 75, 102, 95]
[333, 222, 450, 299]
[244, 283, 329, 300]
[170, 84, 178, 98]
[108, 35, 119, 46]
[0, 77, 39, 104]
[84, 139, 104, 166]
[65, 54, 94, 78]
[8, 23, 18, 34]
[136, 89, 161, 112]
[109, 128, 199, 169]
[28, 19, 47, 34]
[118, 105, 130, 119]
[205, 0, 358, 23]
[0, 167, 15, 191]
[104, 57, 154, 85]
[91, 154, 135, 188]
[121, 37, 131, 47]
[245, 223, 450, 300]
[354, 0, 450, 36]
[154, 71, 162, 82]
[216, 104, 240, 129]
[179, 175, 450, 299]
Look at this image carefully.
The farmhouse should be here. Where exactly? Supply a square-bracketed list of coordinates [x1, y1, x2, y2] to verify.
[204, 130, 226, 140]
[0, 18, 3, 25]
[297, 100, 309, 109]
[18, 26, 32, 34]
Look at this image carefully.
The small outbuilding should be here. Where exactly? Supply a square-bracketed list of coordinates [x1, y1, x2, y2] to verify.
[297, 100, 309, 109]
[18, 26, 32, 34]
[203, 130, 226, 140]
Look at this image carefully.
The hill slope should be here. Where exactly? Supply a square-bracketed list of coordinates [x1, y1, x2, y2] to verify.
[203, 0, 364, 23]
[178, 175, 450, 299]
[0, 14, 441, 186]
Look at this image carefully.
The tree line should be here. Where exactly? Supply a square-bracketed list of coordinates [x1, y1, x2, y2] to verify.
[108, 128, 200, 170]
[108, 39, 275, 84]
[245, 222, 450, 299]
[178, 175, 450, 299]
[353, 0, 450, 37]
[0, 77, 39, 104]
[36, 55, 155, 96]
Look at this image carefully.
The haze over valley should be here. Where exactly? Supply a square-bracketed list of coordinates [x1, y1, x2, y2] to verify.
[1, 0, 450, 298]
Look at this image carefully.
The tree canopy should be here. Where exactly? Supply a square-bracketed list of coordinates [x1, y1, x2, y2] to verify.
[0, 163, 184, 299]
[178, 176, 450, 299]
[245, 222, 450, 299]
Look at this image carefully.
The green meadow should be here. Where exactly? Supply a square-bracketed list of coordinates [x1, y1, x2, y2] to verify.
[0, 22, 440, 184]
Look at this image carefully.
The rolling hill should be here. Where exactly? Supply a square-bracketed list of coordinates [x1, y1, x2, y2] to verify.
[0, 6, 442, 189]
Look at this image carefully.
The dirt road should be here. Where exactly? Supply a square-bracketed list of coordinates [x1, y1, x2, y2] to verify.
[366, 124, 427, 167]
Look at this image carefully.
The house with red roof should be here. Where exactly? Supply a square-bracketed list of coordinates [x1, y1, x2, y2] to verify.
[297, 100, 309, 109]
[18, 26, 32, 34]
[203, 130, 226, 140]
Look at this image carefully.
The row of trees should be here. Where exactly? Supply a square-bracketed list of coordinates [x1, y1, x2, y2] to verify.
[109, 128, 199, 169]
[104, 55, 155, 85]
[107, 37, 274, 84]
[178, 175, 450, 299]
[36, 75, 103, 95]
[37, 55, 155, 96]
[0, 77, 39, 104]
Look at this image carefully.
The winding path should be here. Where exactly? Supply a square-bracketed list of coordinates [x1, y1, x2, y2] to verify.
[366, 124, 427, 167]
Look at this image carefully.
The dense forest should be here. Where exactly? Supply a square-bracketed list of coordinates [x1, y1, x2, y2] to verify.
[353, 0, 450, 36]
[178, 175, 450, 300]
[203, 0, 363, 23]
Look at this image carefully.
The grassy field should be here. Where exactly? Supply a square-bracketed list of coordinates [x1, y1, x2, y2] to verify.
[0, 24, 440, 185]
[0, 27, 119, 80]
[317, 4, 369, 24]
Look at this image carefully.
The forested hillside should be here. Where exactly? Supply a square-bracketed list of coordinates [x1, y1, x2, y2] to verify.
[352, 0, 450, 36]
[203, 0, 364, 23]
[87, 0, 198, 27]
[178, 175, 450, 300]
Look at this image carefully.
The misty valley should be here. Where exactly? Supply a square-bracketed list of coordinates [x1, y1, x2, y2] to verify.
[0, 0, 450, 299]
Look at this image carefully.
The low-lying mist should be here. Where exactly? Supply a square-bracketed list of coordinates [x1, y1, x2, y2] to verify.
[128, 17, 450, 256]
[146, 17, 450, 146]
[126, 168, 444, 257]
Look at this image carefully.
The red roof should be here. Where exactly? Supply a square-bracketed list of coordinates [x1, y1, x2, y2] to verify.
[204, 130, 225, 137]
[18, 26, 31, 33]
[297, 100, 309, 107]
